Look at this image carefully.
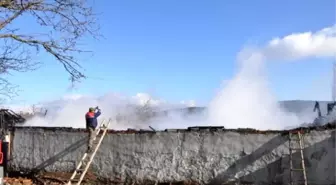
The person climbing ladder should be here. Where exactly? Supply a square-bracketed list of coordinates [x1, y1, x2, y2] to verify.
[85, 106, 101, 152]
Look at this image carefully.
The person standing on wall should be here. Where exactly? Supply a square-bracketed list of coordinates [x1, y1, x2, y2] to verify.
[85, 106, 101, 153]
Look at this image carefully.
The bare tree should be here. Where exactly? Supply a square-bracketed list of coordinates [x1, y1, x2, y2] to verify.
[0, 0, 100, 100]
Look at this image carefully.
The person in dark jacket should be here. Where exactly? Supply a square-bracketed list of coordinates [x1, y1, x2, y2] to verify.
[85, 107, 101, 152]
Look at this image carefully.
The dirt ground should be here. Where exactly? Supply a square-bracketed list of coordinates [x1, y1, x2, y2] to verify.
[4, 177, 33, 185]
[4, 171, 101, 185]
[3, 172, 201, 185]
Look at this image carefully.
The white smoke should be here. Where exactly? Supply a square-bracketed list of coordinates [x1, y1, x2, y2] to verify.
[9, 24, 336, 130]
[14, 92, 197, 129]
[208, 24, 336, 130]
[207, 51, 300, 130]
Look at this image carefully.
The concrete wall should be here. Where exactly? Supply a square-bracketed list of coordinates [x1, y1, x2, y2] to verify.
[8, 127, 336, 185]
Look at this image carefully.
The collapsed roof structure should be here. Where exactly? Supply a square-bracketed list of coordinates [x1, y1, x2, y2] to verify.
[312, 63, 336, 125]
[0, 109, 25, 138]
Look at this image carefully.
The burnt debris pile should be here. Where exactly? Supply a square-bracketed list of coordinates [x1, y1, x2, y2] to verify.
[0, 109, 26, 135]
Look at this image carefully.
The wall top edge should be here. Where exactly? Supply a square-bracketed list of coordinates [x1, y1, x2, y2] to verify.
[12, 122, 336, 135]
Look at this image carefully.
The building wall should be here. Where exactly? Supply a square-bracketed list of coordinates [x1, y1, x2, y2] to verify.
[8, 127, 336, 185]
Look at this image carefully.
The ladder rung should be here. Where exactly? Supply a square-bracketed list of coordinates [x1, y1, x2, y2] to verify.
[81, 157, 89, 162]
[292, 179, 308, 182]
[93, 137, 101, 141]
[289, 140, 300, 142]
[81, 159, 89, 165]
[289, 148, 303, 150]
[75, 172, 82, 176]
[289, 140, 302, 144]
[93, 140, 101, 145]
[289, 138, 301, 141]
[291, 168, 305, 171]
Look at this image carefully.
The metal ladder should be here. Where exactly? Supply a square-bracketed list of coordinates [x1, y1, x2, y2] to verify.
[66, 118, 111, 185]
[288, 130, 308, 185]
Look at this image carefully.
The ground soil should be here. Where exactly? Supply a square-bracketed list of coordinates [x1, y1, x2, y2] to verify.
[4, 172, 201, 185]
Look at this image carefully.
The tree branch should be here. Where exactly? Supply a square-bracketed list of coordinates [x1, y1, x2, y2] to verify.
[0, 1, 40, 30]
[0, 0, 100, 91]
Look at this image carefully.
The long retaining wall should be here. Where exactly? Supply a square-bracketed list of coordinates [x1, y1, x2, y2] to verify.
[8, 125, 336, 185]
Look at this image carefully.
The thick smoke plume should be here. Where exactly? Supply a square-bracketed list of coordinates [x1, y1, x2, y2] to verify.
[208, 25, 336, 130]
[12, 93, 196, 129]
[207, 51, 300, 130]
[7, 25, 336, 130]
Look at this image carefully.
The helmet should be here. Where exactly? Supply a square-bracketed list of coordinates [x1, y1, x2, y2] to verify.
[89, 107, 95, 112]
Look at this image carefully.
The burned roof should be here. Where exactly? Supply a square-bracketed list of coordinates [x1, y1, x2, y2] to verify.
[0, 109, 26, 124]
[14, 121, 336, 135]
